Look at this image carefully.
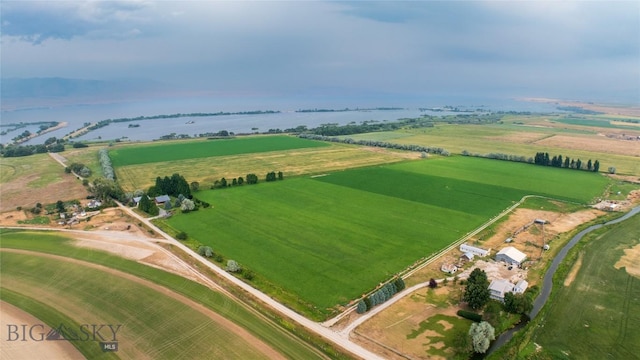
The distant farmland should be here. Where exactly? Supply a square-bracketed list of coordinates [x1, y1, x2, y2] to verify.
[160, 156, 609, 319]
[109, 135, 328, 167]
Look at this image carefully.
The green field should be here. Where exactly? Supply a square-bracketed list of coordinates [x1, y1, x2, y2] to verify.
[530, 212, 640, 359]
[554, 117, 639, 130]
[161, 156, 609, 319]
[0, 231, 324, 360]
[109, 136, 328, 167]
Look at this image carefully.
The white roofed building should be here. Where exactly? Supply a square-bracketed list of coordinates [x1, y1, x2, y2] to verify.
[495, 246, 527, 267]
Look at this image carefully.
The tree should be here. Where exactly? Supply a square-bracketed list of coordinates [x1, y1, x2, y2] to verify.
[469, 321, 495, 353]
[608, 166, 616, 174]
[197, 245, 214, 257]
[237, 176, 244, 185]
[563, 156, 570, 168]
[278, 171, 284, 180]
[429, 278, 438, 288]
[593, 160, 600, 172]
[587, 159, 592, 171]
[246, 174, 258, 184]
[56, 200, 66, 213]
[190, 181, 200, 192]
[504, 292, 533, 314]
[226, 260, 241, 272]
[464, 268, 490, 310]
[356, 300, 368, 314]
[176, 231, 188, 240]
[576, 159, 582, 170]
[180, 199, 195, 212]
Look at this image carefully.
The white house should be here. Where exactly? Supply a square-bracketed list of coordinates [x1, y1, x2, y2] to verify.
[513, 280, 529, 294]
[488, 279, 515, 302]
[489, 279, 529, 302]
[460, 244, 490, 257]
[495, 246, 527, 267]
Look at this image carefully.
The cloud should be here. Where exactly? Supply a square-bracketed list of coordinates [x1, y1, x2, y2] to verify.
[1, 1, 152, 43]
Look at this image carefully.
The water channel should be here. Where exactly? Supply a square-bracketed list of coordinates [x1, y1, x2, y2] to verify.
[486, 205, 640, 355]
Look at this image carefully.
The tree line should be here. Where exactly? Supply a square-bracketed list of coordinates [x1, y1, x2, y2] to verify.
[533, 152, 600, 172]
[211, 171, 283, 189]
[356, 277, 406, 314]
[299, 133, 450, 156]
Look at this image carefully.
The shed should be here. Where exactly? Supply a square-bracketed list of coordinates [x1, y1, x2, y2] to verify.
[441, 264, 458, 274]
[495, 246, 527, 267]
[459, 244, 490, 257]
[513, 279, 528, 294]
[460, 252, 475, 262]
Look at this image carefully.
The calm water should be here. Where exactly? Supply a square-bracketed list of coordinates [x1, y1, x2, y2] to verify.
[1, 96, 559, 145]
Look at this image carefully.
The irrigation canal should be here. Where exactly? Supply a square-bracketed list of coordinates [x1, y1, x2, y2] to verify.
[487, 205, 640, 356]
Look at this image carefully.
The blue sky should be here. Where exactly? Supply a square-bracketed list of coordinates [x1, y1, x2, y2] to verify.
[2, 1, 639, 103]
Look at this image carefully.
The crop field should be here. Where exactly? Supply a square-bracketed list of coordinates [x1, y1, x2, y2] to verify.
[0, 230, 324, 360]
[109, 135, 328, 167]
[115, 142, 418, 192]
[530, 213, 640, 359]
[161, 156, 610, 319]
[346, 117, 640, 175]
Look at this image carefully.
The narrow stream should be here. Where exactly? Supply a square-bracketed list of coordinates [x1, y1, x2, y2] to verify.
[486, 205, 640, 355]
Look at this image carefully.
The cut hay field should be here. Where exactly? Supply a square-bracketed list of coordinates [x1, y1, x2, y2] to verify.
[0, 153, 88, 212]
[109, 135, 328, 167]
[115, 142, 418, 192]
[160, 156, 610, 319]
[0, 230, 324, 360]
[346, 116, 640, 176]
[530, 212, 640, 359]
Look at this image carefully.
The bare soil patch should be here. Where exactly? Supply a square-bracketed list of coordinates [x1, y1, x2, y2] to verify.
[534, 134, 640, 157]
[1, 301, 84, 360]
[564, 253, 583, 286]
[614, 243, 640, 279]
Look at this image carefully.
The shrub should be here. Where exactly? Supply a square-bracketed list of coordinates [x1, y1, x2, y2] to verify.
[356, 300, 368, 314]
[176, 231, 188, 240]
[457, 310, 482, 322]
[226, 260, 241, 273]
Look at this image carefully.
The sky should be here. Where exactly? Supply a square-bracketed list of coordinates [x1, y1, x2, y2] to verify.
[1, 1, 639, 104]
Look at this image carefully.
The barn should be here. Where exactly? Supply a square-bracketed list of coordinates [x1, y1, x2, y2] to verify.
[459, 243, 490, 257]
[495, 246, 527, 267]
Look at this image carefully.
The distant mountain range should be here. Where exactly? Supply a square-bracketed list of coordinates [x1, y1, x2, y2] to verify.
[2, 77, 170, 98]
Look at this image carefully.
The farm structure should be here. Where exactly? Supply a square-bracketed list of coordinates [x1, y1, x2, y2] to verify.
[460, 243, 490, 257]
[441, 263, 458, 274]
[495, 246, 527, 267]
[488, 278, 529, 302]
[460, 252, 475, 262]
[154, 195, 170, 205]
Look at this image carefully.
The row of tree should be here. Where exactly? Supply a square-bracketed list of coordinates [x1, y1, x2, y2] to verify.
[65, 162, 91, 178]
[298, 134, 450, 156]
[211, 172, 284, 189]
[533, 152, 600, 172]
[1, 141, 65, 157]
[356, 277, 406, 314]
[98, 149, 115, 180]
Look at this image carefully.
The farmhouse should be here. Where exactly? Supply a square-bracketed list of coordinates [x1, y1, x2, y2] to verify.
[495, 246, 527, 267]
[155, 195, 171, 205]
[489, 279, 514, 302]
[460, 244, 490, 257]
[488, 278, 529, 302]
[441, 263, 458, 274]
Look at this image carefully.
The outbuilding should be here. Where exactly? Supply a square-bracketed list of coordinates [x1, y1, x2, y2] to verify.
[495, 246, 527, 267]
[459, 243, 490, 257]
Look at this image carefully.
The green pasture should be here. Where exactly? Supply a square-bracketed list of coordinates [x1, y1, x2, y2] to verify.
[109, 136, 328, 167]
[0, 230, 324, 360]
[162, 157, 610, 319]
[554, 117, 639, 130]
[531, 212, 640, 359]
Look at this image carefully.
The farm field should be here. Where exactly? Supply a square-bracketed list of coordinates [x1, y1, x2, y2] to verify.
[345, 115, 640, 176]
[108, 135, 329, 167]
[160, 156, 610, 319]
[0, 153, 88, 212]
[530, 212, 640, 359]
[0, 230, 324, 360]
[115, 141, 418, 192]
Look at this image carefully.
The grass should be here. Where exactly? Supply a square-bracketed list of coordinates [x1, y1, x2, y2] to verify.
[349, 121, 640, 176]
[159, 156, 610, 319]
[554, 117, 640, 130]
[0, 230, 325, 360]
[405, 314, 472, 358]
[0, 153, 65, 188]
[17, 215, 50, 224]
[109, 135, 328, 167]
[530, 212, 640, 359]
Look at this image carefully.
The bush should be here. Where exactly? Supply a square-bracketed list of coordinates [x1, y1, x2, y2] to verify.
[242, 270, 255, 280]
[457, 310, 482, 322]
[176, 231, 188, 240]
[226, 260, 241, 273]
[356, 300, 368, 314]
